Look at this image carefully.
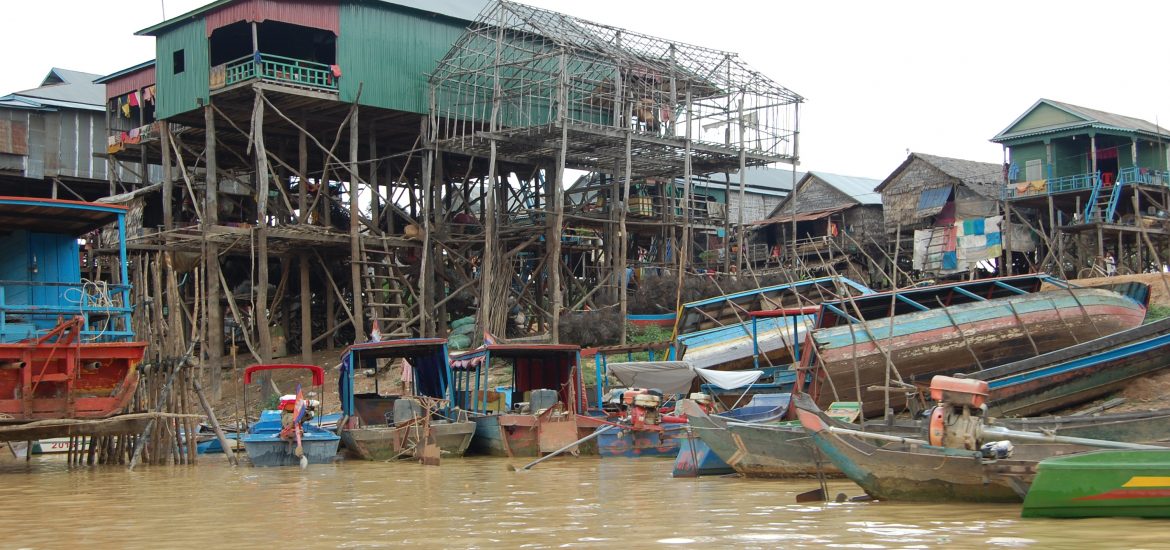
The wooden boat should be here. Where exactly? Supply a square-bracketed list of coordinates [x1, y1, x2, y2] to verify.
[723, 403, 1170, 479]
[673, 276, 873, 372]
[672, 393, 790, 477]
[963, 316, 1170, 417]
[451, 344, 591, 457]
[1022, 450, 1170, 518]
[338, 339, 474, 461]
[716, 401, 862, 478]
[240, 364, 340, 467]
[0, 197, 147, 420]
[804, 275, 1147, 417]
[794, 391, 1062, 502]
[793, 386, 1168, 503]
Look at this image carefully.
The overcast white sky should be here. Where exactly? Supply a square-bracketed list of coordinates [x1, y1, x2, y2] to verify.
[5, 0, 1169, 180]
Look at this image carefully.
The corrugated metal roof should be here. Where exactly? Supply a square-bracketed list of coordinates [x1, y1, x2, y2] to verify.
[95, 60, 157, 84]
[0, 96, 53, 111]
[747, 206, 846, 226]
[992, 98, 1170, 142]
[807, 171, 883, 205]
[138, 0, 482, 36]
[915, 186, 952, 217]
[8, 68, 104, 110]
[684, 166, 804, 197]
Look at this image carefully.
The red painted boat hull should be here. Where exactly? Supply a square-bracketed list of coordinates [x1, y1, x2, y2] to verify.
[0, 340, 147, 420]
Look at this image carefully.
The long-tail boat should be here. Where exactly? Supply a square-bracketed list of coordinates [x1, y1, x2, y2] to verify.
[719, 400, 1170, 479]
[1022, 449, 1170, 518]
[338, 338, 475, 461]
[451, 344, 591, 457]
[793, 377, 1165, 503]
[0, 197, 146, 420]
[804, 275, 1147, 417]
[962, 316, 1170, 417]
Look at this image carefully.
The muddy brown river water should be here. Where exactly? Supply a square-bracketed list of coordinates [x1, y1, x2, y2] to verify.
[0, 456, 1164, 548]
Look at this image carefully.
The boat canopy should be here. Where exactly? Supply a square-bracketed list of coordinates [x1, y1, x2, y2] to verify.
[450, 343, 584, 415]
[606, 361, 763, 395]
[244, 364, 325, 386]
[0, 196, 126, 235]
[340, 338, 452, 407]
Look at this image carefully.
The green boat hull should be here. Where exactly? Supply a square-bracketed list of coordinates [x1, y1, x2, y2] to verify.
[1023, 450, 1170, 518]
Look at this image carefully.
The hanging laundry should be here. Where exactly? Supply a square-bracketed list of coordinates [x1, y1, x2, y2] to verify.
[331, 65, 342, 78]
[121, 99, 131, 118]
[127, 91, 139, 107]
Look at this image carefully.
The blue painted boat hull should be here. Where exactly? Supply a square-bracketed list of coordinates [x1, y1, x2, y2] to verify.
[241, 410, 341, 467]
[197, 433, 239, 454]
[242, 436, 340, 467]
[598, 423, 686, 458]
[672, 436, 733, 477]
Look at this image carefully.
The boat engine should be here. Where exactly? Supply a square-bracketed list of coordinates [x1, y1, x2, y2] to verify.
[622, 388, 663, 429]
[926, 376, 990, 451]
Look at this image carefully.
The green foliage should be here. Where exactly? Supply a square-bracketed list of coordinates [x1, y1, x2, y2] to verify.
[262, 392, 282, 411]
[1145, 304, 1170, 324]
[627, 323, 672, 344]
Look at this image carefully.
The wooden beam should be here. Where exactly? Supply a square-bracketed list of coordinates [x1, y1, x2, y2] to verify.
[349, 105, 365, 345]
[254, 90, 273, 362]
[204, 105, 224, 398]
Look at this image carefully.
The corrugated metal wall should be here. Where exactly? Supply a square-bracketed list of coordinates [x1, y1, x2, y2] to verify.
[104, 66, 157, 100]
[205, 0, 339, 36]
[0, 107, 108, 182]
[156, 19, 210, 120]
[337, 3, 466, 114]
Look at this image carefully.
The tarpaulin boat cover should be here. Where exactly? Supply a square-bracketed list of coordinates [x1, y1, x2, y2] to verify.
[606, 361, 764, 395]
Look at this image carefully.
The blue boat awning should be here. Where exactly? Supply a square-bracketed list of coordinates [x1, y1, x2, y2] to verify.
[915, 186, 953, 218]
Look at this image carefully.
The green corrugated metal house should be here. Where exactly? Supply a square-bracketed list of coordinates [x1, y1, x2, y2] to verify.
[992, 99, 1170, 276]
[136, 0, 483, 121]
[993, 99, 1170, 223]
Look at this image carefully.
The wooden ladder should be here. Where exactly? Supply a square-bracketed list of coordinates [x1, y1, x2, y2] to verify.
[359, 239, 414, 339]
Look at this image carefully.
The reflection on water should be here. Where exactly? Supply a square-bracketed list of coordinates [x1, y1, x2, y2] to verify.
[0, 456, 1163, 548]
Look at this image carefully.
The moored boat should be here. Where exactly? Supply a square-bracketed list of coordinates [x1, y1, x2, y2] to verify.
[600, 361, 763, 458]
[795, 391, 1052, 502]
[672, 393, 790, 477]
[805, 275, 1147, 417]
[1022, 449, 1170, 518]
[673, 276, 873, 373]
[0, 197, 147, 420]
[452, 344, 590, 457]
[966, 316, 1170, 417]
[240, 364, 340, 467]
[339, 339, 474, 461]
[794, 376, 1166, 503]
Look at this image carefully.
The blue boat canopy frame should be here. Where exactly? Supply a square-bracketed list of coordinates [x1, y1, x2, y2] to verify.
[339, 338, 454, 417]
